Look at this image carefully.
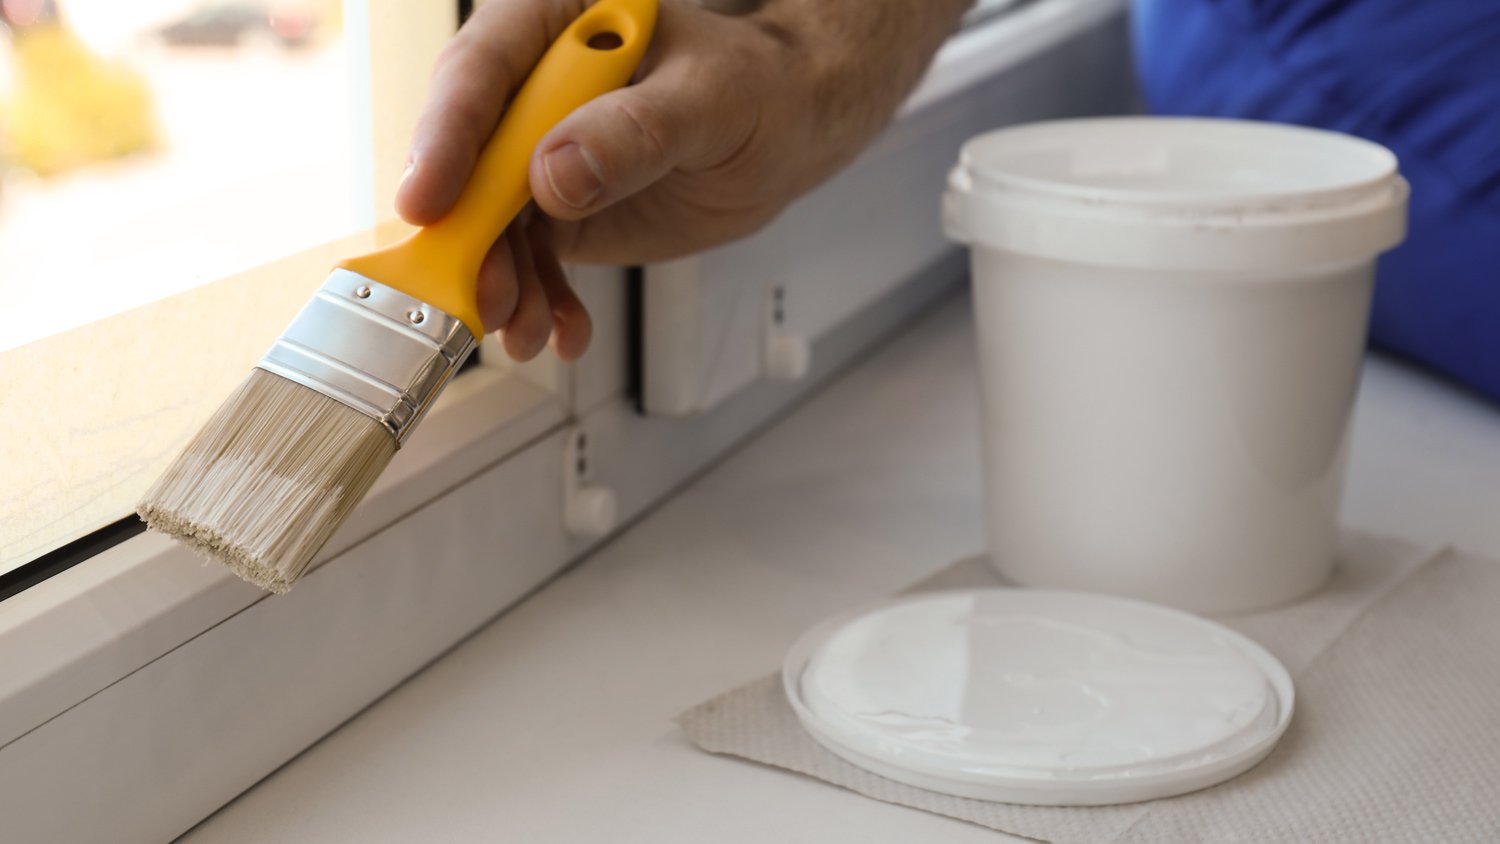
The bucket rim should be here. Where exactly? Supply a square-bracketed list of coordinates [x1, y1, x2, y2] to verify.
[955, 116, 1401, 213]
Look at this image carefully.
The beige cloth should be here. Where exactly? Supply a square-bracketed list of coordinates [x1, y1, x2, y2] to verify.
[678, 532, 1500, 843]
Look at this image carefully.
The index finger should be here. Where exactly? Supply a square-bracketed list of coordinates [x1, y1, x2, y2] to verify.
[397, 0, 588, 226]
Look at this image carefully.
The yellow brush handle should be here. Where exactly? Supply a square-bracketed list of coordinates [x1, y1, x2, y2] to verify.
[340, 0, 659, 339]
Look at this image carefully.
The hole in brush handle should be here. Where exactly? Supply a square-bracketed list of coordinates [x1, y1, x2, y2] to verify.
[587, 31, 624, 50]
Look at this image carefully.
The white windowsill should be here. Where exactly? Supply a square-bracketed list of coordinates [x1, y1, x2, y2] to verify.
[175, 295, 1500, 843]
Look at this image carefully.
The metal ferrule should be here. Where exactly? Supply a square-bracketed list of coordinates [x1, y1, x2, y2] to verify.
[257, 269, 476, 446]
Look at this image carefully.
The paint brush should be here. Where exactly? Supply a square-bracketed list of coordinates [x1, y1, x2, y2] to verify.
[138, 0, 659, 593]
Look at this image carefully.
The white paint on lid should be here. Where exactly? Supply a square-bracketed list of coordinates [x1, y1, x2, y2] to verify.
[785, 589, 1294, 805]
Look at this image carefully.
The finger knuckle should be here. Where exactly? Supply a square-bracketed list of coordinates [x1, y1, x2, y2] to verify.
[611, 96, 673, 163]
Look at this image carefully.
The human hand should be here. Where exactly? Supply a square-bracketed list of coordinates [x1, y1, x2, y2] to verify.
[397, 0, 970, 361]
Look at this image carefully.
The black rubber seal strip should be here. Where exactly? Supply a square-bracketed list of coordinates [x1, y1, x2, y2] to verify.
[626, 264, 645, 414]
[0, 515, 147, 602]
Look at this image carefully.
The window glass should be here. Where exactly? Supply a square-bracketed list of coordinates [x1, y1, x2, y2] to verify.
[0, 0, 467, 577]
[0, 0, 360, 353]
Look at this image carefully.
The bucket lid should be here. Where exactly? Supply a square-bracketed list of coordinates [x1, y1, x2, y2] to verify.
[784, 588, 1294, 806]
[944, 117, 1408, 272]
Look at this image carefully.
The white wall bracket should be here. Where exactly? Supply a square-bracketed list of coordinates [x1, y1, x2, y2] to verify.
[562, 426, 618, 539]
[763, 284, 811, 383]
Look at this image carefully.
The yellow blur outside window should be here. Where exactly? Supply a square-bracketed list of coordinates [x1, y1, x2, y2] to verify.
[0, 0, 357, 350]
[0, 1, 453, 575]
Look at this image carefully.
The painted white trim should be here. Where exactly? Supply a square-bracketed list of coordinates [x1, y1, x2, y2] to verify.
[902, 0, 1130, 118]
[0, 363, 566, 751]
[0, 425, 582, 844]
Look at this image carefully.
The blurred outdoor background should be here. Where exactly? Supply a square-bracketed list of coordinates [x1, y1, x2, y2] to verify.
[0, 0, 361, 351]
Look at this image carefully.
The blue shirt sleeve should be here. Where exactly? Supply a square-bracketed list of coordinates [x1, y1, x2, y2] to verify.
[1133, 0, 1500, 403]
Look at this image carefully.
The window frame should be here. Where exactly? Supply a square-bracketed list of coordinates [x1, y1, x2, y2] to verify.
[0, 0, 583, 747]
[0, 0, 470, 574]
[0, 343, 570, 744]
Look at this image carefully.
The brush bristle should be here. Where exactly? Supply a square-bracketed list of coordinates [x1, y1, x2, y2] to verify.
[138, 369, 396, 593]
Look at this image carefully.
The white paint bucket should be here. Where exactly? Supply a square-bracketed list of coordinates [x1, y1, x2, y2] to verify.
[944, 118, 1408, 613]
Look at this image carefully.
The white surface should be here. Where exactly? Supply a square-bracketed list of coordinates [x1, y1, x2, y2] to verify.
[950, 117, 1407, 612]
[180, 294, 1500, 843]
[901, 0, 1128, 118]
[564, 486, 619, 538]
[943, 118, 1408, 271]
[785, 590, 1292, 805]
[763, 333, 812, 383]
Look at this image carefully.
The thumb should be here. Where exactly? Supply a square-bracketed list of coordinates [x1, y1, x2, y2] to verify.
[528, 69, 743, 220]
